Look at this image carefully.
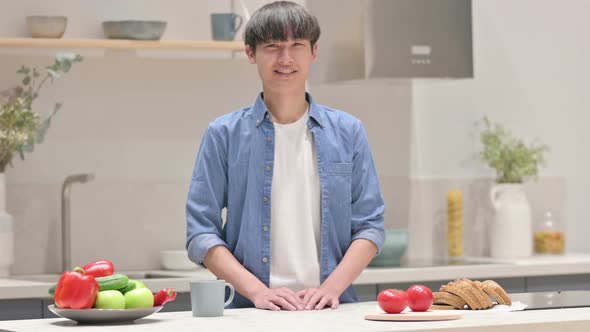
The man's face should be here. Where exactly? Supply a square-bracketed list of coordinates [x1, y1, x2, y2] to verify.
[245, 38, 318, 92]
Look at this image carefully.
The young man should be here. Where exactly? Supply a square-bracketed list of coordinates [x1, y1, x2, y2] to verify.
[186, 1, 385, 311]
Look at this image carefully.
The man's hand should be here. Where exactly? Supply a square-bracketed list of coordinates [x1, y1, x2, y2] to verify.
[297, 287, 340, 310]
[252, 287, 304, 311]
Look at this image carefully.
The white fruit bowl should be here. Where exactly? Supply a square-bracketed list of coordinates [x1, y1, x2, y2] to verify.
[160, 250, 197, 270]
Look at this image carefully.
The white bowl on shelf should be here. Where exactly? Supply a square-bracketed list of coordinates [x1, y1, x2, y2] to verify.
[102, 20, 167, 40]
[160, 250, 198, 270]
[26, 16, 67, 38]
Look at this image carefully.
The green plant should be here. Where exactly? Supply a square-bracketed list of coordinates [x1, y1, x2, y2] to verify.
[478, 116, 549, 184]
[0, 53, 83, 172]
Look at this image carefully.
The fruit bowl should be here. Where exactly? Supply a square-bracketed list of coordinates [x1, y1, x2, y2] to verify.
[48, 305, 163, 324]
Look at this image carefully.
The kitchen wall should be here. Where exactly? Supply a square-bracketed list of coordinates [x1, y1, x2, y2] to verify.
[407, 0, 589, 258]
[0, 0, 587, 274]
[0, 0, 411, 274]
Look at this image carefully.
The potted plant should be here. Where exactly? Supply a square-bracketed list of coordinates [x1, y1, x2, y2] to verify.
[0, 53, 82, 276]
[478, 116, 549, 259]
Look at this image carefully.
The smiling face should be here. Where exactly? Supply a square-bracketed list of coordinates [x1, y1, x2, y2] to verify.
[245, 38, 318, 93]
[242, 1, 321, 94]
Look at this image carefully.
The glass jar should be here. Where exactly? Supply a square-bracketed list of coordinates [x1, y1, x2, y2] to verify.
[533, 211, 565, 254]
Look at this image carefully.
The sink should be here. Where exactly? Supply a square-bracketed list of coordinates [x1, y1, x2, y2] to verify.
[11, 272, 185, 283]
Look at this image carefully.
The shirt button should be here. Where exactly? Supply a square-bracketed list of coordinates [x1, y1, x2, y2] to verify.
[265, 165, 271, 172]
[266, 136, 272, 142]
[256, 120, 261, 125]
[263, 226, 269, 232]
[262, 257, 268, 263]
[263, 196, 269, 203]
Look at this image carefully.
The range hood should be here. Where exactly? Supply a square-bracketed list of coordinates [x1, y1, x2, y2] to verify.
[307, 0, 473, 82]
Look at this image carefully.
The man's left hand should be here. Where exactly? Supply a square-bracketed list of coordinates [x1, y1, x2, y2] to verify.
[296, 287, 340, 310]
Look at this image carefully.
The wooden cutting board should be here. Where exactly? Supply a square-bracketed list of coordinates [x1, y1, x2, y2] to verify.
[365, 311, 462, 321]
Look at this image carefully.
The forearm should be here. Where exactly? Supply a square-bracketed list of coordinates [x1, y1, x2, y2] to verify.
[320, 239, 377, 295]
[202, 245, 267, 302]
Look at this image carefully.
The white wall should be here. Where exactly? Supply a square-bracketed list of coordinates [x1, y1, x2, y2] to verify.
[411, 0, 590, 253]
[0, 0, 411, 274]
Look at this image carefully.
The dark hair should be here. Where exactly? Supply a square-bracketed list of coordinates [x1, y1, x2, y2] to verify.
[244, 1, 320, 53]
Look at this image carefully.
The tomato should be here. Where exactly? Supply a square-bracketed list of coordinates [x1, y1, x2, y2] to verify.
[377, 289, 408, 314]
[407, 284, 433, 312]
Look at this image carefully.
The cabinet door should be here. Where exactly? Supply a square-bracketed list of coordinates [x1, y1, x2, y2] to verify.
[526, 274, 590, 292]
[42, 298, 59, 318]
[159, 292, 192, 312]
[0, 299, 43, 320]
[353, 285, 378, 302]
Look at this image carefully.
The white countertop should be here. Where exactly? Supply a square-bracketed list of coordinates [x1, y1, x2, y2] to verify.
[1, 301, 589, 332]
[357, 253, 590, 284]
[2, 253, 590, 300]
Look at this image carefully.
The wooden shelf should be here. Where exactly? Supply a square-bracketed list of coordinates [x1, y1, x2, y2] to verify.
[0, 38, 245, 51]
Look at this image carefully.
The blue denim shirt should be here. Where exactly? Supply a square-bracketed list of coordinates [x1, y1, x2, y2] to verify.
[186, 93, 385, 308]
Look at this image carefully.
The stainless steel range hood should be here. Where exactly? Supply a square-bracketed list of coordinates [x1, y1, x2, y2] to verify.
[308, 0, 473, 82]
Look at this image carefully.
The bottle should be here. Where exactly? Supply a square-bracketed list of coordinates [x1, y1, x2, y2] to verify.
[446, 189, 464, 261]
[533, 211, 565, 254]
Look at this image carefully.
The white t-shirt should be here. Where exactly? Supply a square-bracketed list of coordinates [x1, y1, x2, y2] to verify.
[269, 108, 321, 291]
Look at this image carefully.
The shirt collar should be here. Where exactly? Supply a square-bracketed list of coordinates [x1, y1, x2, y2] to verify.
[252, 92, 325, 128]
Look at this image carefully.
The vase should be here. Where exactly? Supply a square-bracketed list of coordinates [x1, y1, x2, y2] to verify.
[489, 183, 533, 258]
[0, 172, 15, 277]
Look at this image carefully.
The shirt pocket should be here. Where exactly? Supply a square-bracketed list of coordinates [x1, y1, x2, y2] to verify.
[326, 162, 353, 216]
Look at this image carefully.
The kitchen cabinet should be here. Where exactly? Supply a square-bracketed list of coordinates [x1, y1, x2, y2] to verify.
[159, 292, 191, 312]
[353, 285, 378, 302]
[0, 299, 42, 320]
[527, 274, 590, 292]
[41, 299, 59, 318]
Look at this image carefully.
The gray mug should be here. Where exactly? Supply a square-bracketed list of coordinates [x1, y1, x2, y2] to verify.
[211, 13, 243, 41]
[190, 279, 235, 317]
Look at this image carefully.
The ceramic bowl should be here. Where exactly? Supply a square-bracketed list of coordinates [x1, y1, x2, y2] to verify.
[102, 20, 167, 40]
[26, 16, 67, 38]
[368, 228, 409, 267]
[160, 250, 197, 270]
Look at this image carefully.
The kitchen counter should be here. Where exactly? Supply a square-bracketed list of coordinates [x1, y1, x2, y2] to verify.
[1, 302, 589, 332]
[2, 253, 590, 300]
[357, 253, 590, 284]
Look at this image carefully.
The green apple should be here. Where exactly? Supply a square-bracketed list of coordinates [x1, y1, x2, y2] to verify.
[94, 290, 125, 309]
[125, 288, 154, 309]
[130, 279, 146, 289]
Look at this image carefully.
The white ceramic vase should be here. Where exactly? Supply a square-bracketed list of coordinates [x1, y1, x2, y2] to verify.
[0, 173, 15, 277]
[489, 183, 533, 259]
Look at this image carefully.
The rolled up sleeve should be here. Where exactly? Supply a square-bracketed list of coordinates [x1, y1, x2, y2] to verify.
[350, 122, 385, 253]
[186, 125, 229, 265]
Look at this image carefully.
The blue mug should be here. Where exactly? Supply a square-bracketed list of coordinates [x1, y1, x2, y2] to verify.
[211, 13, 243, 41]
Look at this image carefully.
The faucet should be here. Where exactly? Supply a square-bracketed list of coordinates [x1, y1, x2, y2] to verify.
[61, 173, 94, 272]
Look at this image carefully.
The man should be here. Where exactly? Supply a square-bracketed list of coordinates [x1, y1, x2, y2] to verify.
[186, 1, 385, 311]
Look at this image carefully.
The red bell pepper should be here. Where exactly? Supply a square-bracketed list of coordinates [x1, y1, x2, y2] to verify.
[54, 267, 99, 309]
[82, 259, 114, 278]
[153, 288, 177, 306]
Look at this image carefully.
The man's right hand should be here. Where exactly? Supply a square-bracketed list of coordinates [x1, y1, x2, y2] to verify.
[252, 287, 304, 311]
